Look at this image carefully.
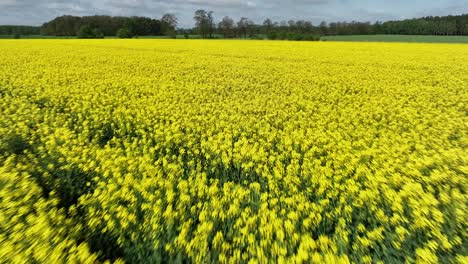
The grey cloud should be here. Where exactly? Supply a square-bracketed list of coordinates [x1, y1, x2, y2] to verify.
[105, 0, 148, 9]
[0, 0, 466, 27]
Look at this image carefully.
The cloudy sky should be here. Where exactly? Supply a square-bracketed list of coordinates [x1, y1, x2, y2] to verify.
[0, 0, 467, 27]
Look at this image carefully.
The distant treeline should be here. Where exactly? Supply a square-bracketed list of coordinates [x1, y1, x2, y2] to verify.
[0, 25, 40, 35]
[40, 15, 177, 37]
[374, 14, 468, 35]
[1, 13, 467, 39]
[187, 12, 468, 39]
[318, 14, 468, 36]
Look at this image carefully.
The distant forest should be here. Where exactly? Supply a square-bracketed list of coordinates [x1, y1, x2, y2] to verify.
[0, 13, 467, 39]
[0, 25, 40, 35]
[0, 15, 177, 38]
[202, 13, 468, 38]
[40, 15, 177, 37]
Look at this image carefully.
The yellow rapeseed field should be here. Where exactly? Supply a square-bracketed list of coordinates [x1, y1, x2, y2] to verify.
[0, 39, 467, 263]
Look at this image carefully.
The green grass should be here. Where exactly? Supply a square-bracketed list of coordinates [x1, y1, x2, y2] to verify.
[0, 34, 261, 40]
[321, 35, 468, 43]
[0, 35, 79, 39]
[6, 34, 466, 43]
[0, 35, 170, 39]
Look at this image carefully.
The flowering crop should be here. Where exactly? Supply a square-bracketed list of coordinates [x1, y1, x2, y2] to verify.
[0, 39, 467, 263]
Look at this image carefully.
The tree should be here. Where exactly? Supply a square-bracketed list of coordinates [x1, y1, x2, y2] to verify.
[0, 26, 39, 36]
[77, 25, 96, 38]
[219, 16, 235, 38]
[295, 20, 305, 33]
[92, 28, 104, 38]
[56, 15, 81, 36]
[304, 21, 314, 34]
[161, 13, 178, 35]
[126, 17, 156, 36]
[237, 17, 252, 38]
[207, 11, 215, 38]
[319, 21, 328, 35]
[194, 9, 209, 38]
[40, 15, 166, 37]
[193, 10, 214, 38]
[288, 20, 296, 32]
[455, 18, 464, 35]
[76, 25, 104, 39]
[34, 12, 468, 38]
[263, 18, 274, 35]
[117, 28, 133, 38]
[373, 21, 383, 34]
